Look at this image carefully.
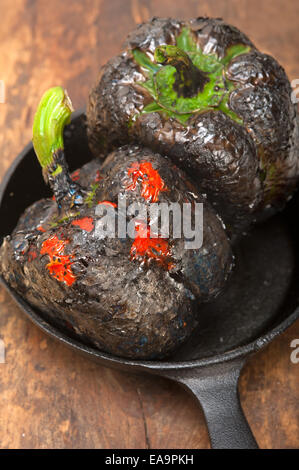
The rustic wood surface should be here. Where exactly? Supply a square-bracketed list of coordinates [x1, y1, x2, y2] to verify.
[0, 0, 298, 449]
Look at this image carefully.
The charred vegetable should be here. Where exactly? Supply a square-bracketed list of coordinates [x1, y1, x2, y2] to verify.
[87, 17, 299, 232]
[0, 87, 233, 359]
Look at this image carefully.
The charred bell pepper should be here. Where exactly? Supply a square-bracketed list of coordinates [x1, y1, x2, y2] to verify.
[87, 17, 299, 233]
[0, 87, 233, 359]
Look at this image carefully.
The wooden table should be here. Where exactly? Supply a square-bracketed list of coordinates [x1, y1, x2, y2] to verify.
[0, 0, 298, 449]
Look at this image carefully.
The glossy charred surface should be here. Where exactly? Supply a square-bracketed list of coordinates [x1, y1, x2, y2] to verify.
[87, 17, 299, 233]
[100, 146, 233, 299]
[0, 146, 233, 359]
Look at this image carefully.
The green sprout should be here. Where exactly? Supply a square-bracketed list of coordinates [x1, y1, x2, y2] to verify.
[85, 183, 99, 208]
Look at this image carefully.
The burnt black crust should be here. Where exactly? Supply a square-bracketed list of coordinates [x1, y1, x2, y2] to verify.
[124, 17, 181, 52]
[123, 16, 255, 58]
[187, 17, 255, 58]
[87, 53, 145, 157]
[132, 110, 262, 231]
[227, 50, 299, 207]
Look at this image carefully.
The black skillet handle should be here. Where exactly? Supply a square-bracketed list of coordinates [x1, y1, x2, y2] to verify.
[170, 358, 258, 449]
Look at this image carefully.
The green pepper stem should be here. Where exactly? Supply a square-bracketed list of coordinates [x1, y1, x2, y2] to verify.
[33, 86, 73, 169]
[154, 45, 209, 98]
[32, 86, 83, 208]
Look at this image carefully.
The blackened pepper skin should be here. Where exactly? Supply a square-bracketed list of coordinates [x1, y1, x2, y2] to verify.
[0, 140, 233, 359]
[87, 17, 299, 232]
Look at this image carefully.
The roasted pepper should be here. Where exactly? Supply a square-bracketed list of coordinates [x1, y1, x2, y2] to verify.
[87, 17, 299, 232]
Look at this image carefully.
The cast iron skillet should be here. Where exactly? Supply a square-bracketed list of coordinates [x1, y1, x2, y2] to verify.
[1, 111, 299, 449]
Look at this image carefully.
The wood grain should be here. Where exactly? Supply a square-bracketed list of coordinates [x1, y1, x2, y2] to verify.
[0, 0, 298, 449]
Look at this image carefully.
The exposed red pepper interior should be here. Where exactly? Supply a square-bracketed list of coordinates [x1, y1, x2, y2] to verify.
[95, 170, 103, 182]
[97, 200, 117, 208]
[28, 248, 37, 262]
[130, 221, 173, 270]
[40, 235, 76, 286]
[71, 169, 80, 182]
[71, 217, 94, 232]
[126, 161, 167, 202]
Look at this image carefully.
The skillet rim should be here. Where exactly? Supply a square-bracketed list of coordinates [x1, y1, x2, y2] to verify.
[1, 276, 298, 372]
